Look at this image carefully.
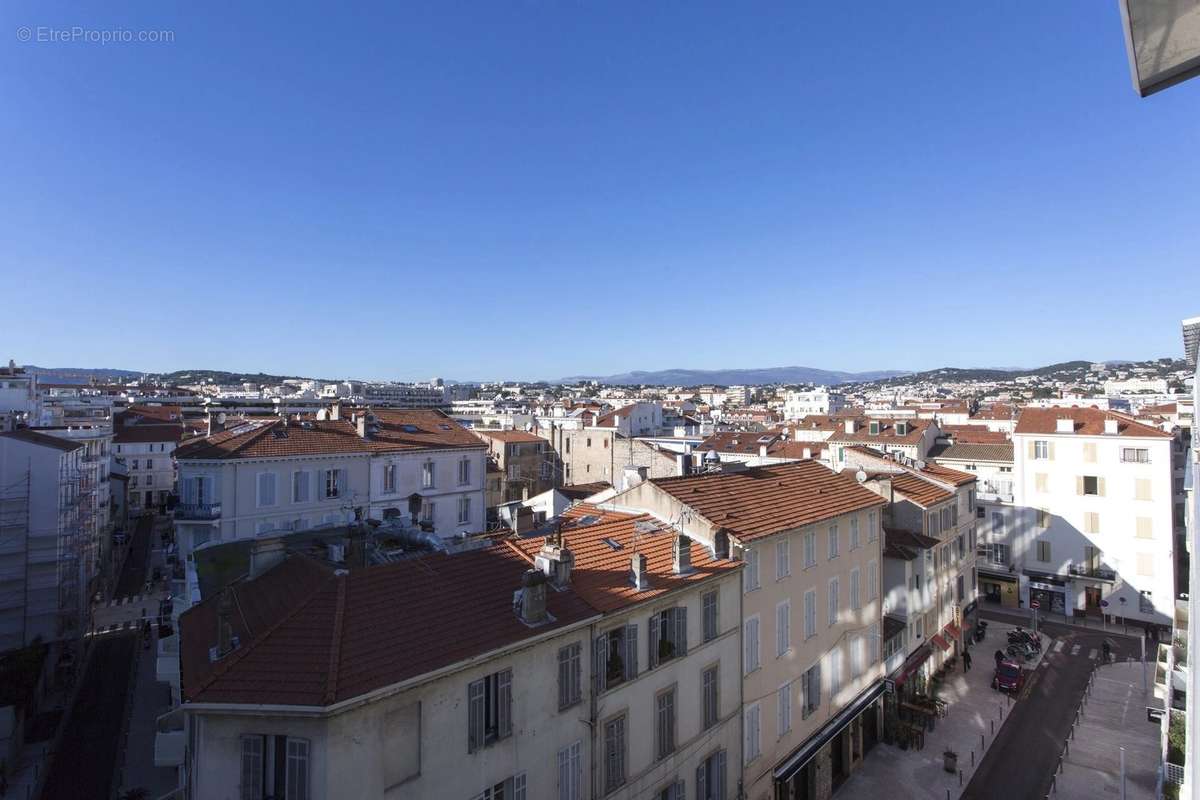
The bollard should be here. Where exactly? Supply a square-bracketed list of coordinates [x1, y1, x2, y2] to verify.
[980, 733, 984, 752]
[1058, 755, 1064, 774]
[1065, 739, 1070, 756]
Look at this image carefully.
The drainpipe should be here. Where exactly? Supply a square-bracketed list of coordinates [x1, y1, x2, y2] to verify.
[589, 620, 598, 800]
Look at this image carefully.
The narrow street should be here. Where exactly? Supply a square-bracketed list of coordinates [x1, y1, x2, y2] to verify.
[962, 610, 1144, 799]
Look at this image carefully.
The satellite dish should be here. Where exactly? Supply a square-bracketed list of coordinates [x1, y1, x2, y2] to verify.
[855, 470, 867, 483]
[916, 460, 927, 470]
[217, 412, 227, 424]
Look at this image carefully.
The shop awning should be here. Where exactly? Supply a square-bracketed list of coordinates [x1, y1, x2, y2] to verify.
[891, 642, 932, 685]
[773, 681, 886, 783]
[944, 621, 961, 640]
[930, 634, 950, 652]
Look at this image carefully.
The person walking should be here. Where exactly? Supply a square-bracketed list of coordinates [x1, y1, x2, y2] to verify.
[994, 649, 1005, 669]
[963, 649, 972, 672]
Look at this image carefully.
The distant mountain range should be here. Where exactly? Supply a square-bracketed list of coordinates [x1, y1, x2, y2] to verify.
[559, 366, 911, 386]
[22, 365, 143, 384]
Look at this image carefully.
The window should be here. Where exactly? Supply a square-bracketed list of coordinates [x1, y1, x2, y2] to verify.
[702, 590, 719, 642]
[422, 460, 435, 489]
[1122, 447, 1150, 464]
[240, 735, 309, 800]
[744, 616, 760, 674]
[467, 668, 512, 752]
[849, 517, 860, 550]
[557, 741, 582, 800]
[928, 512, 939, 536]
[941, 507, 951, 531]
[1136, 517, 1153, 539]
[650, 607, 688, 668]
[458, 456, 471, 485]
[1137, 553, 1155, 577]
[595, 624, 638, 692]
[850, 635, 864, 678]
[1036, 541, 1051, 563]
[1082, 475, 1100, 496]
[604, 715, 627, 792]
[458, 496, 471, 524]
[558, 643, 582, 710]
[477, 774, 526, 800]
[146, 475, 154, 486]
[508, 463, 519, 480]
[132, 459, 139, 470]
[655, 781, 685, 800]
[421, 500, 435, 523]
[1034, 440, 1049, 459]
[869, 623, 880, 664]
[777, 682, 792, 736]
[655, 688, 677, 760]
[696, 750, 727, 800]
[776, 539, 790, 580]
[1083, 442, 1097, 463]
[743, 547, 760, 592]
[1035, 473, 1049, 493]
[702, 665, 719, 730]
[1037, 508, 1051, 528]
[1084, 512, 1100, 534]
[803, 531, 816, 568]
[867, 511, 878, 542]
[776, 601, 791, 656]
[828, 577, 839, 626]
[850, 569, 861, 610]
[292, 471, 309, 503]
[257, 472, 276, 507]
[867, 560, 878, 601]
[324, 469, 343, 499]
[828, 524, 839, 559]
[383, 463, 396, 492]
[744, 704, 761, 763]
[803, 589, 816, 639]
[146, 458, 154, 470]
[956, 574, 965, 603]
[829, 646, 842, 696]
[1139, 591, 1154, 614]
[801, 662, 821, 718]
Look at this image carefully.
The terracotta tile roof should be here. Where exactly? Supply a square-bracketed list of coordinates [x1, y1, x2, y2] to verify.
[508, 505, 740, 613]
[116, 405, 182, 425]
[1014, 407, 1172, 438]
[0, 429, 84, 452]
[972, 404, 1017, 421]
[929, 443, 1014, 464]
[765, 441, 823, 460]
[886, 472, 953, 507]
[474, 429, 545, 444]
[558, 482, 613, 500]
[365, 409, 489, 452]
[648, 461, 886, 543]
[175, 419, 372, 460]
[794, 414, 866, 432]
[828, 418, 931, 445]
[180, 546, 597, 707]
[697, 431, 779, 454]
[595, 404, 636, 428]
[916, 461, 977, 487]
[113, 423, 183, 445]
[939, 425, 1011, 444]
[844, 445, 974, 488]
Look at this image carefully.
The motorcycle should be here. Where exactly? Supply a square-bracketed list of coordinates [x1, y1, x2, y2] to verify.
[1006, 642, 1036, 660]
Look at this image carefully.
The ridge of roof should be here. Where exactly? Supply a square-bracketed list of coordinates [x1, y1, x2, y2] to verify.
[324, 576, 347, 706]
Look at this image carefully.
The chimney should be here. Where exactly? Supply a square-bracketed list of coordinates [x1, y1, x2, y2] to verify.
[1104, 417, 1119, 435]
[844, 419, 856, 434]
[630, 553, 649, 590]
[536, 534, 574, 588]
[214, 588, 236, 660]
[330, 401, 342, 421]
[623, 465, 648, 490]
[249, 536, 287, 579]
[206, 410, 225, 436]
[1056, 417, 1074, 433]
[759, 444, 768, 458]
[673, 534, 693, 575]
[675, 452, 693, 476]
[517, 569, 548, 624]
[356, 413, 367, 439]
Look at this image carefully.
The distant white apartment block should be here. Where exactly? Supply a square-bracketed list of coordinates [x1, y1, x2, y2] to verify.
[783, 388, 846, 420]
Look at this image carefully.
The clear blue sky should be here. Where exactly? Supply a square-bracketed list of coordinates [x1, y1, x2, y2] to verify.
[2, 2, 1197, 381]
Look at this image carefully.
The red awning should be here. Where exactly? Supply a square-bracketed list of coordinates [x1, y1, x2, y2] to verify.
[944, 621, 961, 639]
[893, 643, 932, 685]
[930, 634, 951, 652]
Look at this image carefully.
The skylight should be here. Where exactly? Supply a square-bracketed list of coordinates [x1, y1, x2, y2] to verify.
[401, 424, 420, 433]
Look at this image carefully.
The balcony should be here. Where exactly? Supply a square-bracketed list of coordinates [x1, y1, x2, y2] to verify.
[155, 728, 185, 767]
[1068, 564, 1117, 582]
[976, 489, 1014, 504]
[174, 502, 221, 521]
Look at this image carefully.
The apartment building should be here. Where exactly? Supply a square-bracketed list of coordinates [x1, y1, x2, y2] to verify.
[783, 389, 846, 421]
[1012, 407, 1176, 628]
[114, 420, 182, 513]
[475, 429, 553, 503]
[595, 403, 665, 437]
[827, 418, 940, 470]
[175, 408, 488, 559]
[0, 429, 89, 650]
[544, 424, 682, 489]
[360, 380, 448, 408]
[613, 461, 889, 800]
[510, 505, 744, 800]
[1176, 314, 1199, 799]
[878, 527, 939, 681]
[174, 543, 601, 799]
[929, 443, 1019, 608]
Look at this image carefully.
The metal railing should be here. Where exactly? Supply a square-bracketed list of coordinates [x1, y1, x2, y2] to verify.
[1067, 564, 1117, 581]
[174, 502, 221, 520]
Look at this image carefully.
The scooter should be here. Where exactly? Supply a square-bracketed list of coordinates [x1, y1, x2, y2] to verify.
[1010, 629, 1042, 650]
[1006, 642, 1036, 660]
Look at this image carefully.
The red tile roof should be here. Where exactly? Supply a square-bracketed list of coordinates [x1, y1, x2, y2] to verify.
[939, 425, 1011, 444]
[697, 431, 779, 454]
[648, 461, 886, 543]
[845, 445, 975, 488]
[365, 409, 488, 452]
[116, 405, 182, 425]
[886, 472, 953, 507]
[929, 443, 1014, 464]
[828, 418, 931, 445]
[113, 423, 183, 445]
[508, 505, 740, 613]
[474, 429, 545, 444]
[1014, 407, 1172, 438]
[180, 545, 598, 707]
[765, 441, 824, 460]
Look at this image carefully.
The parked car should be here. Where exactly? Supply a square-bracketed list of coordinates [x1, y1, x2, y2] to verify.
[992, 659, 1025, 693]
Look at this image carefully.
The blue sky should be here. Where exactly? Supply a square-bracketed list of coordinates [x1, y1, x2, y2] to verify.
[2, 2, 1197, 381]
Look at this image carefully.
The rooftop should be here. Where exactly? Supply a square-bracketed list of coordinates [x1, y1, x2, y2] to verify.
[474, 428, 545, 444]
[928, 442, 1015, 464]
[828, 417, 931, 445]
[1014, 407, 1172, 438]
[0, 428, 84, 452]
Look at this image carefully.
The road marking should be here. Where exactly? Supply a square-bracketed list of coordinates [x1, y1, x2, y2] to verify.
[1053, 640, 1064, 653]
[1070, 644, 1081, 656]
[1088, 648, 1098, 660]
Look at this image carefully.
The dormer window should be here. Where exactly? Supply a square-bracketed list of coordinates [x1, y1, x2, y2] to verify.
[869, 421, 880, 435]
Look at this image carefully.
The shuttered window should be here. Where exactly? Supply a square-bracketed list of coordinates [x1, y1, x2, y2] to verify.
[604, 715, 627, 792]
[1136, 517, 1154, 539]
[557, 741, 582, 800]
[649, 607, 687, 669]
[850, 569, 861, 610]
[744, 704, 761, 763]
[240, 736, 264, 800]
[804, 589, 816, 639]
[867, 560, 878, 601]
[558, 642, 582, 710]
[777, 682, 792, 736]
[696, 749, 727, 800]
[776, 601, 790, 656]
[467, 669, 512, 752]
[702, 665, 719, 730]
[257, 472, 276, 507]
[655, 688, 677, 760]
[702, 590, 719, 642]
[744, 616, 760, 674]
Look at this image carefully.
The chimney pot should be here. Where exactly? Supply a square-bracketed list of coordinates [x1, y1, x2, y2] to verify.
[673, 534, 693, 575]
[517, 569, 549, 624]
[631, 552, 649, 590]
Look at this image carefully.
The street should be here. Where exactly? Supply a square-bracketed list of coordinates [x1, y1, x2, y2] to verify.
[962, 609, 1143, 800]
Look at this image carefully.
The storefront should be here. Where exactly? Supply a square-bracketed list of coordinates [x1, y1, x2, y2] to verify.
[882, 644, 932, 745]
[978, 570, 1019, 608]
[774, 682, 885, 800]
[1024, 572, 1068, 616]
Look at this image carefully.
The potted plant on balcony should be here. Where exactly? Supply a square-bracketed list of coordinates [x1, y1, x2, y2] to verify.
[943, 749, 958, 773]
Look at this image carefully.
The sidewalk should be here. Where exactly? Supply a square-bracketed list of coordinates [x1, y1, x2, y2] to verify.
[981, 604, 1148, 641]
[838, 620, 1048, 800]
[1052, 661, 1160, 800]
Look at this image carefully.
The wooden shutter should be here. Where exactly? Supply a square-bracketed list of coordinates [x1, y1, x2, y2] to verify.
[1097, 477, 1106, 497]
[624, 624, 638, 680]
[648, 614, 660, 670]
[594, 634, 607, 693]
[1027, 441, 1035, 459]
[497, 669, 512, 738]
[1076, 476, 1084, 495]
[1048, 441, 1056, 460]
[716, 749, 727, 800]
[676, 607, 688, 656]
[240, 735, 264, 800]
[467, 679, 485, 752]
[696, 761, 707, 800]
